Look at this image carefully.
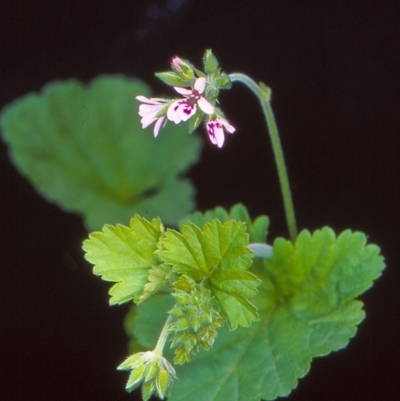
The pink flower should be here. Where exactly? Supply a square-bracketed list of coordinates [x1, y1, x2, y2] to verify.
[136, 96, 167, 137]
[167, 77, 214, 124]
[206, 117, 236, 148]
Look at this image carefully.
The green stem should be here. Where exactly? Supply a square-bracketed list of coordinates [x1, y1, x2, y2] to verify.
[154, 315, 172, 355]
[229, 73, 298, 241]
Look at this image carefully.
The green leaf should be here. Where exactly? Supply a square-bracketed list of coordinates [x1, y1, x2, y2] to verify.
[181, 203, 269, 244]
[0, 75, 201, 230]
[182, 204, 270, 279]
[139, 264, 171, 303]
[82, 215, 164, 305]
[161, 219, 260, 329]
[131, 227, 384, 401]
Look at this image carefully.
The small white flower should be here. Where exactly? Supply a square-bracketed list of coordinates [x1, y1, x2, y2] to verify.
[136, 96, 168, 137]
[206, 117, 236, 148]
[167, 77, 214, 124]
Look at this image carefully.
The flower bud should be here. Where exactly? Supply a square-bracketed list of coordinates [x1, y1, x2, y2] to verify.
[171, 56, 194, 80]
[203, 49, 219, 74]
[216, 72, 232, 90]
[118, 351, 176, 399]
[168, 280, 225, 364]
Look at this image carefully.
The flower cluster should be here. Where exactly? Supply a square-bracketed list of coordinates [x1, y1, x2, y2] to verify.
[136, 50, 235, 148]
[118, 351, 176, 401]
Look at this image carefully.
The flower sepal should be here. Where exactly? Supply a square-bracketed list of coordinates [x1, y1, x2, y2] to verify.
[193, 67, 206, 79]
[118, 351, 176, 400]
[187, 108, 203, 134]
[215, 72, 232, 90]
[155, 71, 192, 88]
[203, 49, 219, 74]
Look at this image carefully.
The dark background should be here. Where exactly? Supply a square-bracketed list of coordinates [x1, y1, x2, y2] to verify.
[1, 1, 399, 400]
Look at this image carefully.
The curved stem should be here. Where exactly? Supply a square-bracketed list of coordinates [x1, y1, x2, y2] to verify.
[154, 315, 172, 355]
[229, 73, 298, 241]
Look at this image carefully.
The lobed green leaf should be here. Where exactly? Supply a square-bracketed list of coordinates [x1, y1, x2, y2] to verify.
[182, 203, 269, 244]
[161, 219, 260, 330]
[131, 227, 384, 400]
[0, 75, 201, 230]
[183, 204, 270, 279]
[83, 215, 164, 305]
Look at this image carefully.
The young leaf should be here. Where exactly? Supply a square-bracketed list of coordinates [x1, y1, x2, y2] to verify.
[183, 204, 270, 279]
[161, 219, 260, 329]
[131, 228, 384, 401]
[182, 203, 269, 244]
[138, 264, 171, 303]
[0, 76, 201, 230]
[83, 215, 164, 305]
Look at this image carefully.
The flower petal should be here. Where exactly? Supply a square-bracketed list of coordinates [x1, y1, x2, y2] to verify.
[177, 103, 196, 122]
[136, 95, 161, 105]
[173, 86, 192, 96]
[220, 118, 236, 134]
[194, 77, 206, 94]
[153, 116, 166, 137]
[207, 121, 225, 148]
[167, 100, 196, 124]
[138, 104, 162, 118]
[172, 57, 184, 72]
[141, 115, 158, 129]
[167, 100, 183, 123]
[198, 97, 214, 115]
[214, 130, 225, 148]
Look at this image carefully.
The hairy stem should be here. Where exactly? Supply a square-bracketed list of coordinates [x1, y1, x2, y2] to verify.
[154, 315, 173, 355]
[229, 73, 298, 241]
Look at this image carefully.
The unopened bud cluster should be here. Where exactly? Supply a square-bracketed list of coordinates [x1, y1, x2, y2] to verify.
[118, 351, 176, 401]
[168, 281, 225, 364]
